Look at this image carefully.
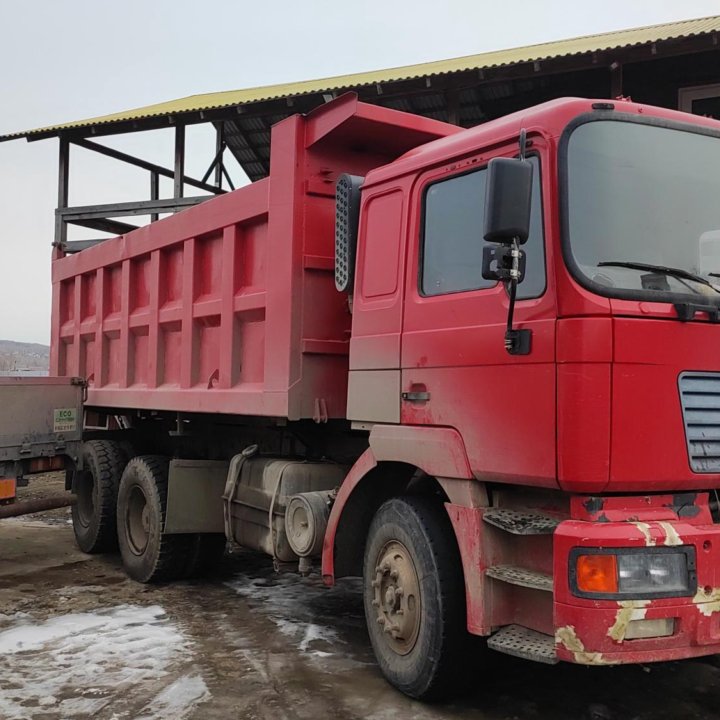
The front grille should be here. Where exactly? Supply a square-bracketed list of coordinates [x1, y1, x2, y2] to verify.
[678, 372, 720, 473]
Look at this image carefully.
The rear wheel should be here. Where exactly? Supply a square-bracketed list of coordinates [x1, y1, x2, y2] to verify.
[117, 456, 192, 583]
[72, 440, 128, 553]
[363, 495, 466, 700]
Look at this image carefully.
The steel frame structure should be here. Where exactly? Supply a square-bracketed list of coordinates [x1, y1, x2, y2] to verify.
[55, 124, 233, 253]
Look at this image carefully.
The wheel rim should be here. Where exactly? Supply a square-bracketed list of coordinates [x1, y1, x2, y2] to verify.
[371, 540, 422, 656]
[126, 485, 151, 555]
[75, 470, 95, 529]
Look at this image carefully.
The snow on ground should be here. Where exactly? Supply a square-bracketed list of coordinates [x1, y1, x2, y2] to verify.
[227, 569, 366, 662]
[0, 604, 209, 719]
[136, 674, 210, 720]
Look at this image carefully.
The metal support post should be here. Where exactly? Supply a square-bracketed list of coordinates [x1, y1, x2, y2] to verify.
[446, 89, 461, 126]
[150, 171, 159, 222]
[54, 137, 70, 247]
[174, 125, 185, 200]
[214, 124, 224, 189]
[610, 62, 623, 98]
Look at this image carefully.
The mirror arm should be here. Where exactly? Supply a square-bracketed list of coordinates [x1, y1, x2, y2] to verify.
[504, 238, 532, 355]
[518, 128, 527, 161]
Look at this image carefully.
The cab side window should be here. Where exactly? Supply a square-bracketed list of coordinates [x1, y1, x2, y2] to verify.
[421, 156, 545, 299]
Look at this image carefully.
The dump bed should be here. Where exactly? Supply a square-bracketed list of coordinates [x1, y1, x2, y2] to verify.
[50, 95, 454, 420]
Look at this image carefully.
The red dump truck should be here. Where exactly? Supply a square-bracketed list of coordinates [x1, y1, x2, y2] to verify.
[25, 92, 720, 697]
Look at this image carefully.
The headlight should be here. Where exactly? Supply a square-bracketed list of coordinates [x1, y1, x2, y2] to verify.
[570, 547, 696, 599]
[617, 553, 689, 594]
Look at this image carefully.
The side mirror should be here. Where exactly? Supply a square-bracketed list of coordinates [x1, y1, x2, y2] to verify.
[483, 157, 533, 244]
[481, 149, 534, 356]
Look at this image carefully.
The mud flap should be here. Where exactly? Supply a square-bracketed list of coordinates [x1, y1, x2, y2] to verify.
[164, 459, 230, 534]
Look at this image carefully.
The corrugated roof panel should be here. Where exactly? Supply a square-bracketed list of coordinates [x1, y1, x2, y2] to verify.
[412, 94, 446, 111]
[234, 149, 259, 162]
[238, 117, 267, 132]
[482, 83, 516, 101]
[461, 107, 486, 122]
[382, 98, 414, 112]
[2, 14, 718, 142]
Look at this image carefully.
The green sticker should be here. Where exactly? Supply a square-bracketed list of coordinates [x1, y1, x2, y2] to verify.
[54, 408, 77, 433]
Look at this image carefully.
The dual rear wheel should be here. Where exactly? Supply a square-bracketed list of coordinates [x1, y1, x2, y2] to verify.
[73, 443, 225, 582]
[117, 455, 226, 582]
[72, 440, 127, 554]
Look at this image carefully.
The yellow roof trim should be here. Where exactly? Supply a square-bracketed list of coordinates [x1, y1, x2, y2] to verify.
[3, 14, 718, 141]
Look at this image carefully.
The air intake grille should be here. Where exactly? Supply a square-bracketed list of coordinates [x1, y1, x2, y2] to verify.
[334, 174, 362, 293]
[679, 372, 720, 473]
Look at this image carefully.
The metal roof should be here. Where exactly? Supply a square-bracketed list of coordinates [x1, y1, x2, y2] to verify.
[2, 14, 719, 143]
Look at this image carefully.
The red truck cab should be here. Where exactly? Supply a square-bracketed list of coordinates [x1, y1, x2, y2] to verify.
[330, 96, 720, 677]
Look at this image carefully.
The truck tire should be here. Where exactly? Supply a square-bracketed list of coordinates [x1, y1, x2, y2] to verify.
[72, 440, 128, 554]
[117, 456, 193, 583]
[183, 534, 227, 578]
[363, 495, 466, 700]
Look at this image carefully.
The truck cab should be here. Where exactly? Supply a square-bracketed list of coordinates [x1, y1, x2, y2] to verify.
[330, 97, 720, 680]
[348, 97, 720, 494]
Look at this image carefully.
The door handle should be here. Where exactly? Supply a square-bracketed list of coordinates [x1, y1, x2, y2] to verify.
[401, 390, 430, 402]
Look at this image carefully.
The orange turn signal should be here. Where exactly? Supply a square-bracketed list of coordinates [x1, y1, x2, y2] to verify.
[576, 554, 618, 594]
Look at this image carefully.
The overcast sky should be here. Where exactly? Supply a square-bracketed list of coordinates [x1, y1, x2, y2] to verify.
[1, 0, 719, 344]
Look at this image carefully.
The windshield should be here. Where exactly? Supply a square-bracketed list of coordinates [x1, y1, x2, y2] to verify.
[565, 118, 720, 302]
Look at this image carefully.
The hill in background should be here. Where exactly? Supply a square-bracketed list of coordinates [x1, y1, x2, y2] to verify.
[0, 339, 50, 373]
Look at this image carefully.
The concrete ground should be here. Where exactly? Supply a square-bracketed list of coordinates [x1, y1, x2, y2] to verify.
[2, 477, 720, 719]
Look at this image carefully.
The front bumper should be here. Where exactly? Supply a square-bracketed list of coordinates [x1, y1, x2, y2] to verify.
[554, 508, 720, 665]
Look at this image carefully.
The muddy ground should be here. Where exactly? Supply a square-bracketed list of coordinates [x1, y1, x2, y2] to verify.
[2, 477, 720, 719]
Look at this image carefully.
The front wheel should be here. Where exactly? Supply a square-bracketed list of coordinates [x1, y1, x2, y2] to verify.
[363, 495, 466, 700]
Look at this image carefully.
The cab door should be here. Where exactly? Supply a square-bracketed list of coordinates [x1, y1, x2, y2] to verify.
[401, 141, 558, 487]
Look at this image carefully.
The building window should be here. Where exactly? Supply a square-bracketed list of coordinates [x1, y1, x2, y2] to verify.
[421, 155, 545, 298]
[679, 83, 720, 119]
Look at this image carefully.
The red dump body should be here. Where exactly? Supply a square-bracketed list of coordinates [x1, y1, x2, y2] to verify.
[50, 96, 456, 419]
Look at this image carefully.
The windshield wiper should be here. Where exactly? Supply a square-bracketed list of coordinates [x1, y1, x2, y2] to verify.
[597, 261, 720, 295]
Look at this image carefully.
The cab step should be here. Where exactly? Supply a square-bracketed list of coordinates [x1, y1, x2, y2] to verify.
[482, 508, 560, 535]
[486, 564, 553, 592]
[487, 624, 558, 664]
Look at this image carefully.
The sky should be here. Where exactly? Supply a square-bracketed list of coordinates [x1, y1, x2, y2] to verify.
[1, 0, 719, 344]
